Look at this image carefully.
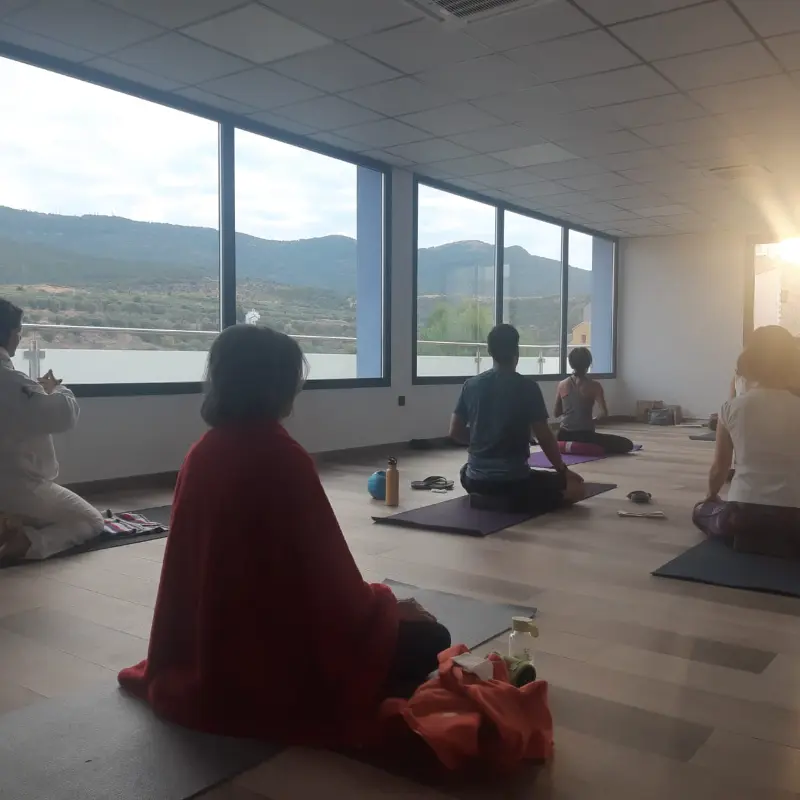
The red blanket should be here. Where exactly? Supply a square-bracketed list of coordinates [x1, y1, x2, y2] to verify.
[119, 421, 398, 747]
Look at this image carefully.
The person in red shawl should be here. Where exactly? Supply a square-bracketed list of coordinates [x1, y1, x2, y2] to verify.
[119, 324, 450, 746]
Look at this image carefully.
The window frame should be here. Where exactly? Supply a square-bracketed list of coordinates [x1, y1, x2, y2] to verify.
[412, 175, 618, 385]
[0, 40, 391, 397]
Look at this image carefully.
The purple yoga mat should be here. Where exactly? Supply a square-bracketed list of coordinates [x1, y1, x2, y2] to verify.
[528, 443, 643, 469]
[372, 482, 617, 537]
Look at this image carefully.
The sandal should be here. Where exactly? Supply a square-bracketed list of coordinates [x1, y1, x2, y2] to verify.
[410, 476, 454, 491]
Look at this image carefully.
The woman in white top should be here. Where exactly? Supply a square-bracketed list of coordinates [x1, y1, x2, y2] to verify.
[694, 326, 800, 555]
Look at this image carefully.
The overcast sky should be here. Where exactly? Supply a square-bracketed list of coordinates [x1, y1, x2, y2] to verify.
[0, 55, 592, 269]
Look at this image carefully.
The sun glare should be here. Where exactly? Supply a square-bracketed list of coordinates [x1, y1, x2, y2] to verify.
[777, 237, 800, 265]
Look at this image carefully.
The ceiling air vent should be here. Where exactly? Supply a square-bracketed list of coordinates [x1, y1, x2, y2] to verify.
[705, 164, 770, 182]
[405, 0, 557, 23]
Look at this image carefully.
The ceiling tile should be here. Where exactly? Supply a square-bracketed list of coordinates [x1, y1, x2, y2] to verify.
[654, 42, 781, 90]
[603, 93, 708, 128]
[273, 95, 380, 129]
[307, 131, 365, 151]
[564, 203, 640, 223]
[732, 0, 800, 37]
[467, 0, 595, 50]
[766, 32, 800, 71]
[474, 84, 579, 122]
[271, 44, 399, 92]
[114, 33, 251, 83]
[100, 0, 244, 28]
[592, 183, 669, 201]
[362, 149, 415, 168]
[573, 0, 707, 24]
[529, 158, 608, 180]
[611, 2, 753, 60]
[557, 130, 651, 158]
[634, 116, 729, 146]
[177, 85, 258, 115]
[0, 21, 95, 61]
[7, 0, 161, 54]
[384, 139, 475, 164]
[613, 192, 674, 209]
[663, 137, 752, 167]
[510, 181, 570, 198]
[417, 55, 539, 100]
[495, 142, 580, 167]
[246, 109, 317, 134]
[258, 0, 422, 39]
[183, 3, 329, 64]
[448, 125, 545, 153]
[598, 148, 678, 171]
[637, 203, 691, 216]
[556, 65, 673, 109]
[470, 168, 550, 189]
[398, 103, 501, 137]
[425, 154, 509, 177]
[341, 78, 448, 117]
[537, 191, 594, 207]
[560, 172, 633, 191]
[690, 74, 800, 113]
[86, 56, 185, 90]
[507, 29, 639, 82]
[336, 118, 428, 148]
[616, 219, 674, 235]
[350, 18, 487, 74]
[618, 165, 692, 183]
[718, 107, 800, 137]
[198, 67, 322, 110]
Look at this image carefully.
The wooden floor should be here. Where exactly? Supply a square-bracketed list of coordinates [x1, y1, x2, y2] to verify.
[3, 425, 800, 799]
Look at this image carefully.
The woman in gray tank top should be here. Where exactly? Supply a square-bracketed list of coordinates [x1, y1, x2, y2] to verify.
[554, 348, 633, 454]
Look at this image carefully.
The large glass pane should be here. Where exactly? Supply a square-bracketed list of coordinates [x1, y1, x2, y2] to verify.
[416, 184, 496, 378]
[567, 230, 615, 374]
[0, 56, 220, 384]
[235, 130, 384, 381]
[503, 212, 563, 376]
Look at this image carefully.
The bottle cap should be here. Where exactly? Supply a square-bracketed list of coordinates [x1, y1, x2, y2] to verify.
[388, 457, 397, 467]
[511, 616, 533, 633]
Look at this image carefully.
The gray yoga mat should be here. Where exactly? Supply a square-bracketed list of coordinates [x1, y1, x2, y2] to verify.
[373, 482, 618, 537]
[653, 537, 800, 598]
[0, 688, 280, 800]
[690, 431, 716, 441]
[385, 581, 536, 648]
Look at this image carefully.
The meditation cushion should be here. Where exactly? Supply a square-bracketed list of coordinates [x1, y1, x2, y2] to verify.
[558, 440, 605, 456]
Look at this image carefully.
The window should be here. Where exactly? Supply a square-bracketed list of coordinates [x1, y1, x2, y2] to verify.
[234, 130, 385, 382]
[752, 241, 800, 334]
[415, 184, 497, 378]
[503, 212, 563, 376]
[0, 56, 220, 386]
[567, 231, 615, 374]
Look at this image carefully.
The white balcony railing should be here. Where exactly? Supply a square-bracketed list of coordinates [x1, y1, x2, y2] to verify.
[19, 322, 572, 383]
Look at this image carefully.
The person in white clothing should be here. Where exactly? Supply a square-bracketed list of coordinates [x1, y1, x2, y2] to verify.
[694, 325, 800, 556]
[0, 299, 103, 561]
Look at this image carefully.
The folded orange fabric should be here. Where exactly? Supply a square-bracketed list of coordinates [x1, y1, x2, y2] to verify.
[380, 644, 554, 772]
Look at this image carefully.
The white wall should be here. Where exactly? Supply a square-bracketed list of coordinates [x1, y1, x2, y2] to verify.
[56, 169, 620, 485]
[616, 232, 747, 420]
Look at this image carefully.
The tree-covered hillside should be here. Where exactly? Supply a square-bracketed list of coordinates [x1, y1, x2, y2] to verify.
[0, 206, 590, 353]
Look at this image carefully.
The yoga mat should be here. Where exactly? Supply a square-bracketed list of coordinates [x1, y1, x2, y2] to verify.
[385, 580, 536, 649]
[690, 432, 716, 441]
[0, 687, 280, 800]
[373, 482, 617, 537]
[0, 506, 171, 569]
[528, 443, 642, 469]
[653, 537, 800, 598]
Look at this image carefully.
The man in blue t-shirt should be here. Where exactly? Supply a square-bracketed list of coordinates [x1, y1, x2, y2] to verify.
[449, 324, 585, 509]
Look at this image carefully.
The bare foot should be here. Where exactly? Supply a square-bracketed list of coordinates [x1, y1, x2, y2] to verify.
[0, 516, 31, 562]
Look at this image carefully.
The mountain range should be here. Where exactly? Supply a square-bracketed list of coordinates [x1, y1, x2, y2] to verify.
[0, 205, 591, 298]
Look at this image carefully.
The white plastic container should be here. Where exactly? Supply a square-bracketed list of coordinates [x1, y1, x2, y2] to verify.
[508, 616, 539, 662]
